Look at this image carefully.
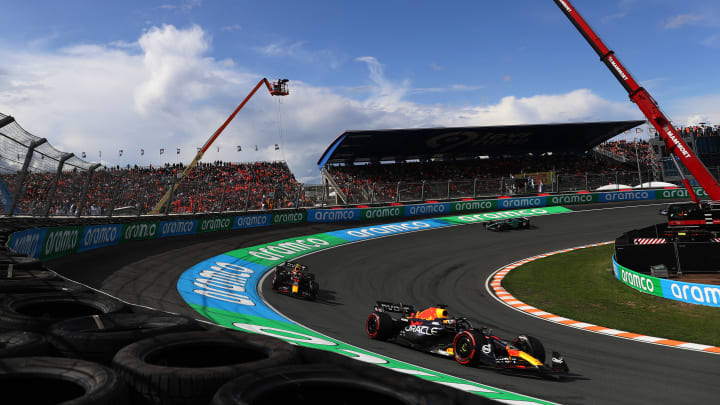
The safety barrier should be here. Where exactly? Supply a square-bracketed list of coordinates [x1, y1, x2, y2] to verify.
[6, 187, 693, 260]
[612, 257, 720, 308]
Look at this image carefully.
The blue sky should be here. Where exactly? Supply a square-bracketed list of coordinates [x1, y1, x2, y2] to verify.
[1, 0, 718, 182]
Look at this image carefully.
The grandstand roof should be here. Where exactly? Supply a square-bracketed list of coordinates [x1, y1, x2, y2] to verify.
[317, 120, 645, 167]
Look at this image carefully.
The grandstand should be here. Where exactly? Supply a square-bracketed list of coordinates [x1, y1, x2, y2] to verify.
[3, 111, 719, 217]
[0, 113, 307, 216]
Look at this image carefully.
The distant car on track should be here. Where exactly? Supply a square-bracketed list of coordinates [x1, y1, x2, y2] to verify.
[484, 217, 530, 231]
[365, 301, 568, 378]
[271, 261, 319, 301]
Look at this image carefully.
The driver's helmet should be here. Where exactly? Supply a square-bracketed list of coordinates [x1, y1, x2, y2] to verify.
[292, 264, 302, 275]
[435, 308, 449, 319]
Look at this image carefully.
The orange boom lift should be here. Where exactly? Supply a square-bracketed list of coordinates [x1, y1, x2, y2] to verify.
[151, 78, 289, 214]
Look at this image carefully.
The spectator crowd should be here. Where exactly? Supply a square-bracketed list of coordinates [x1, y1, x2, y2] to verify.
[5, 161, 307, 216]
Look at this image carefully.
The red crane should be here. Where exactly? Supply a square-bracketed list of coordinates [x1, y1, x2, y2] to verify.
[151, 78, 289, 214]
[552, 0, 720, 204]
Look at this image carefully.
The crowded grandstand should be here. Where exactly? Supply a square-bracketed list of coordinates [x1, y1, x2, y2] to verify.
[2, 110, 719, 217]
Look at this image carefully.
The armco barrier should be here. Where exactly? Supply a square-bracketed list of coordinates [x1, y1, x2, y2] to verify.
[177, 208, 572, 404]
[612, 257, 720, 307]
[6, 188, 688, 260]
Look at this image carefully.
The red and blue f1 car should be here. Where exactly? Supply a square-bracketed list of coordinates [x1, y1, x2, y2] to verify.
[271, 261, 319, 301]
[365, 301, 569, 377]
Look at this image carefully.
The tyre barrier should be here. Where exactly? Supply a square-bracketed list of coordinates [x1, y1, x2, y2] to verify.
[112, 330, 300, 405]
[50, 312, 204, 364]
[0, 268, 88, 294]
[0, 292, 127, 332]
[211, 363, 454, 405]
[0, 356, 128, 404]
[0, 330, 53, 358]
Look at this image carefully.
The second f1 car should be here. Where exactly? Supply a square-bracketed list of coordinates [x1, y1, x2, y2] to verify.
[365, 301, 568, 377]
[484, 217, 530, 231]
[271, 261, 319, 301]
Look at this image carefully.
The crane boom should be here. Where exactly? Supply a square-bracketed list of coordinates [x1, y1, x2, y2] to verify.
[150, 78, 289, 214]
[553, 0, 720, 203]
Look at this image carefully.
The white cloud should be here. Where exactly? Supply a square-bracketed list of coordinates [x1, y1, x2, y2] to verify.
[0, 25, 643, 184]
[664, 14, 706, 29]
[257, 41, 344, 69]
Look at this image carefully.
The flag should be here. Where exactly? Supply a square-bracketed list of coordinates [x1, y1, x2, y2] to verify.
[635, 128, 643, 133]
[140, 149, 144, 156]
[176, 148, 180, 154]
[82, 152, 86, 158]
[119, 149, 123, 157]
[274, 144, 279, 150]
[237, 146, 242, 152]
[254, 145, 258, 151]
[160, 148, 164, 155]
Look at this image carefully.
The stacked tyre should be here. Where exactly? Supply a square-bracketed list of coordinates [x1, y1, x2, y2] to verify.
[0, 230, 494, 404]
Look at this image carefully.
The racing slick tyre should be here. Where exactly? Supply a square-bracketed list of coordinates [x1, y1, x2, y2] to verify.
[0, 330, 53, 358]
[112, 330, 299, 405]
[50, 313, 203, 363]
[366, 312, 394, 341]
[309, 281, 319, 301]
[453, 329, 486, 366]
[0, 356, 127, 404]
[211, 364, 452, 405]
[0, 292, 126, 333]
[514, 334, 546, 363]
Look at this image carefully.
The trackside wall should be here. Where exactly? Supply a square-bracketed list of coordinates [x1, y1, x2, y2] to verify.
[7, 188, 691, 260]
[612, 256, 720, 307]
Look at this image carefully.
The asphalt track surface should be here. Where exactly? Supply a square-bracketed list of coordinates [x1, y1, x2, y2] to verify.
[47, 203, 720, 405]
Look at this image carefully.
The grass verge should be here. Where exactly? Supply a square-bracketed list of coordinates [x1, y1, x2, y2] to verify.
[502, 244, 720, 347]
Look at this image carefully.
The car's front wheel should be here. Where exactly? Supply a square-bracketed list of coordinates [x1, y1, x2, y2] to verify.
[453, 330, 485, 366]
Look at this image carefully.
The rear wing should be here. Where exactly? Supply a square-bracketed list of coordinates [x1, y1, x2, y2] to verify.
[374, 301, 415, 316]
[279, 261, 308, 271]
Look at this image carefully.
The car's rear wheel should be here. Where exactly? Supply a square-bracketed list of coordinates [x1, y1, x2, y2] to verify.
[365, 312, 393, 341]
[452, 330, 485, 366]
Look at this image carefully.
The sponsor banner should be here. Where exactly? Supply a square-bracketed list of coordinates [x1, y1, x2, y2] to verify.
[177, 254, 286, 322]
[184, 305, 547, 404]
[234, 214, 272, 229]
[439, 206, 572, 225]
[613, 257, 720, 306]
[198, 217, 233, 233]
[498, 196, 547, 210]
[548, 193, 598, 205]
[325, 219, 451, 243]
[598, 190, 655, 203]
[360, 206, 403, 220]
[78, 224, 123, 252]
[158, 219, 198, 238]
[8, 228, 47, 259]
[224, 233, 349, 267]
[271, 211, 307, 225]
[661, 279, 720, 307]
[40, 226, 83, 260]
[120, 222, 159, 242]
[450, 199, 496, 213]
[404, 202, 452, 216]
[611, 258, 663, 297]
[655, 187, 708, 200]
[307, 208, 360, 223]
